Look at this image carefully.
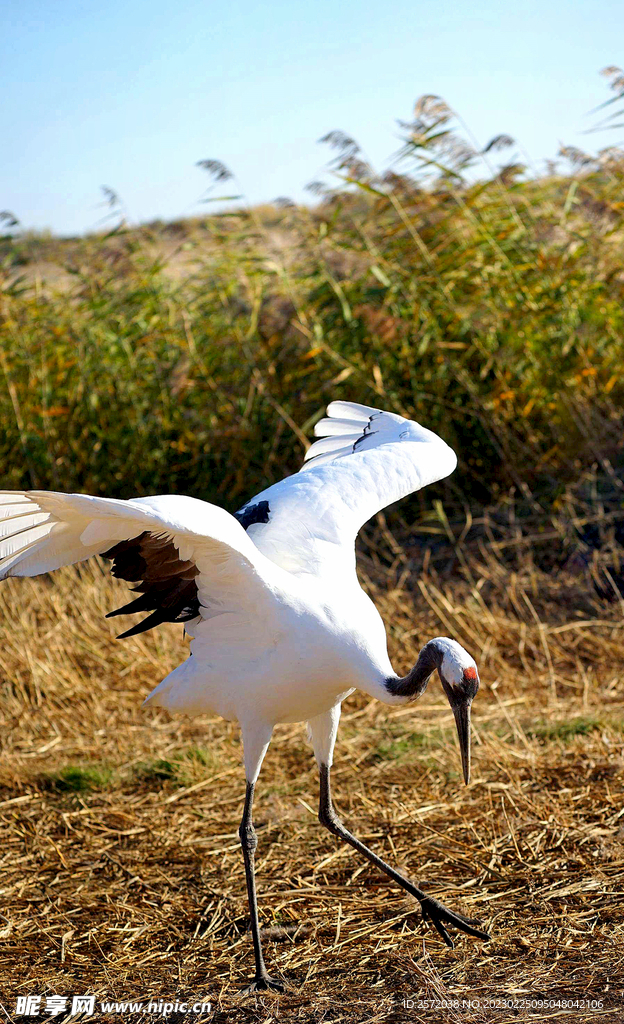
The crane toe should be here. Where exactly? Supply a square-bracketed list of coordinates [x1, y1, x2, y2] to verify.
[420, 895, 491, 947]
[240, 974, 286, 996]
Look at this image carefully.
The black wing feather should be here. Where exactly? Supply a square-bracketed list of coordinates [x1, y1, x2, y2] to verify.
[104, 503, 271, 639]
[103, 531, 200, 638]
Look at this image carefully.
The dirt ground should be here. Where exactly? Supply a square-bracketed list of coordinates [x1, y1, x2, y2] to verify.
[1, 533, 623, 1023]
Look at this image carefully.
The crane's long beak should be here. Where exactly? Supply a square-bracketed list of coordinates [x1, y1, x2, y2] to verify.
[452, 700, 471, 784]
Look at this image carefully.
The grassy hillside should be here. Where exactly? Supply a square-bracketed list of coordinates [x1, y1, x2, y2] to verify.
[2, 93, 624, 518]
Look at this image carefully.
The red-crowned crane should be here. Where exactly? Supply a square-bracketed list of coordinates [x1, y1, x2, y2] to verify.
[0, 400, 489, 991]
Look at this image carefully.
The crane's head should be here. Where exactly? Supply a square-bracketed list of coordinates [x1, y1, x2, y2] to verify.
[431, 637, 480, 785]
[386, 637, 480, 784]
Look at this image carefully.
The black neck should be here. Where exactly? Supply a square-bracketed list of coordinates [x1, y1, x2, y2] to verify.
[385, 641, 443, 701]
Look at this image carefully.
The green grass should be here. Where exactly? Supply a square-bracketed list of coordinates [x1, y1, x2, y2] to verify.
[48, 764, 114, 791]
[134, 746, 217, 786]
[373, 728, 447, 761]
[43, 747, 218, 792]
[525, 716, 604, 742]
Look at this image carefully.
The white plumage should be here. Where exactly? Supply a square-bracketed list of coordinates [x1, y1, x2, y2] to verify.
[0, 399, 489, 991]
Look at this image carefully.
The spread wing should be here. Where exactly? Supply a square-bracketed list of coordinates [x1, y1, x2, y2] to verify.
[0, 491, 282, 637]
[236, 400, 457, 578]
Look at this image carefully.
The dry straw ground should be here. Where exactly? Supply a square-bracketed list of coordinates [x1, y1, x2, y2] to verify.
[1, 497, 624, 1024]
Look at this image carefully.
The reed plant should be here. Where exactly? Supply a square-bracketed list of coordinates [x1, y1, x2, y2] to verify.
[1, 79, 624, 521]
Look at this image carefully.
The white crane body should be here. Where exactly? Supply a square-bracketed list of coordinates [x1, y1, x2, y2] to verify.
[146, 574, 389, 726]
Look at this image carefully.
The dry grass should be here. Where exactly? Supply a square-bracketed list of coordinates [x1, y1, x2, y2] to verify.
[1, 519, 624, 1023]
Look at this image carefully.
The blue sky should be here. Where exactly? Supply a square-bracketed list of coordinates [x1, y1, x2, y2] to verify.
[2, 0, 622, 235]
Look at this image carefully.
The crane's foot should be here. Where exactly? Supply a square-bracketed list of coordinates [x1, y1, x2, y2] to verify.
[240, 973, 286, 996]
[420, 895, 491, 948]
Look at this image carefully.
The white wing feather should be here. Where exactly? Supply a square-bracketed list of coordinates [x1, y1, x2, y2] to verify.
[0, 490, 280, 616]
[239, 400, 457, 578]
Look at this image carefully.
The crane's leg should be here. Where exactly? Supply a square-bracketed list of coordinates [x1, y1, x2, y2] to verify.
[308, 706, 490, 949]
[238, 721, 284, 994]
